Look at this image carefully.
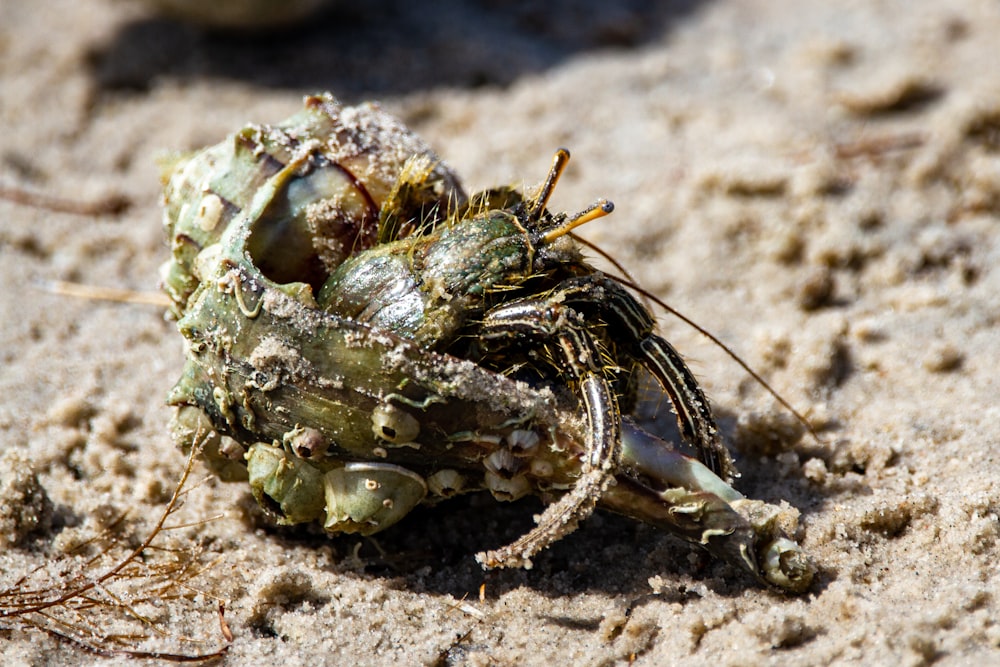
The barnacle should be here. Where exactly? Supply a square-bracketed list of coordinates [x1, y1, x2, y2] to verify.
[162, 95, 814, 592]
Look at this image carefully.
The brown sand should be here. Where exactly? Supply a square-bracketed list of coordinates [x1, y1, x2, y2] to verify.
[1, 0, 998, 664]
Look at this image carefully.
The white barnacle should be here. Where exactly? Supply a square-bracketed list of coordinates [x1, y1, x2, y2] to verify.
[485, 471, 531, 502]
[507, 429, 540, 456]
[371, 403, 420, 444]
[484, 448, 522, 477]
[194, 193, 224, 232]
[283, 426, 328, 459]
[427, 469, 465, 498]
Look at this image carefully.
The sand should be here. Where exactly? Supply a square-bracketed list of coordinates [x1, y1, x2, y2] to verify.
[1, 0, 999, 664]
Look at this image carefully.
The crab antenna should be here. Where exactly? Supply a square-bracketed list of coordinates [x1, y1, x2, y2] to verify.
[528, 148, 571, 221]
[542, 198, 615, 243]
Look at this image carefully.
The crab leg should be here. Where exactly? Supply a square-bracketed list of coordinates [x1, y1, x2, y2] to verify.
[603, 418, 813, 592]
[474, 301, 621, 569]
[548, 276, 736, 481]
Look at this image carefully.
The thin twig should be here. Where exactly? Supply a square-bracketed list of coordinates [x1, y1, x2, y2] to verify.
[37, 279, 171, 307]
[0, 184, 130, 216]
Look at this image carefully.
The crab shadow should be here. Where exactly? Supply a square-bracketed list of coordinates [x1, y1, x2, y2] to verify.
[90, 0, 708, 96]
[379, 403, 848, 599]
[254, 493, 759, 600]
[249, 403, 842, 602]
[238, 392, 846, 600]
[257, 487, 832, 603]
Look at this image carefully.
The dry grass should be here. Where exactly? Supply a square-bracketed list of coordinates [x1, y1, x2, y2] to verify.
[0, 447, 231, 662]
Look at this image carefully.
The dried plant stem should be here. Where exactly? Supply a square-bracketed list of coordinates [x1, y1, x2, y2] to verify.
[0, 183, 130, 216]
[0, 446, 232, 661]
[38, 279, 172, 307]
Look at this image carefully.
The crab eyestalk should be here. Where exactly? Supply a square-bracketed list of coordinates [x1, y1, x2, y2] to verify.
[602, 419, 814, 593]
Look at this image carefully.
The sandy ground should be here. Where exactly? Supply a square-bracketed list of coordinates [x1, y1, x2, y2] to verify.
[2, 0, 1000, 664]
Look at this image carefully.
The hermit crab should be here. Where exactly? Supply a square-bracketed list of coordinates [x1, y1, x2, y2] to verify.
[163, 94, 814, 592]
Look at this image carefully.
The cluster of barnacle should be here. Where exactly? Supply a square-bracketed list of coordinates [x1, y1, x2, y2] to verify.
[161, 93, 813, 592]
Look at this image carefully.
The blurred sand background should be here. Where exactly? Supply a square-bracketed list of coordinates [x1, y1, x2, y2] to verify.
[1, 0, 999, 664]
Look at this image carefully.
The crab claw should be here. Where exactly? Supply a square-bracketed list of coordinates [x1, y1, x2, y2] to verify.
[599, 418, 814, 593]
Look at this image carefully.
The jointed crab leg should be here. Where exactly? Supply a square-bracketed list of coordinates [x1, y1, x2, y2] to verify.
[531, 275, 735, 481]
[472, 290, 811, 588]
[475, 300, 622, 569]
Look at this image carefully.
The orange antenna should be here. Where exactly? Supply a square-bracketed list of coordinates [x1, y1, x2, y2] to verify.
[541, 199, 614, 244]
[528, 148, 571, 220]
